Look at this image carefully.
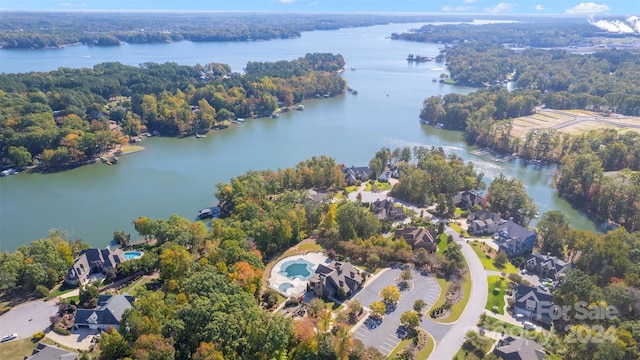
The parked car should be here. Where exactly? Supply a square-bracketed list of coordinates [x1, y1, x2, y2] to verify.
[523, 321, 537, 330]
[1, 333, 17, 342]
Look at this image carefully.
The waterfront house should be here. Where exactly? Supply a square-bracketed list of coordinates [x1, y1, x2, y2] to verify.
[74, 294, 135, 331]
[343, 166, 374, 186]
[394, 227, 438, 252]
[309, 261, 362, 300]
[512, 285, 555, 325]
[65, 247, 125, 287]
[467, 209, 503, 235]
[26, 344, 78, 360]
[371, 199, 406, 221]
[493, 336, 545, 360]
[496, 220, 537, 258]
[526, 253, 573, 280]
[452, 190, 484, 210]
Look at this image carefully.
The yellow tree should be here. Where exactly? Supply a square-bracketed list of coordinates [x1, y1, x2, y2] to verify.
[381, 285, 401, 304]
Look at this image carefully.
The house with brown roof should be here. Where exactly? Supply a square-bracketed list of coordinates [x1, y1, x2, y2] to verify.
[371, 199, 407, 222]
[394, 227, 438, 252]
[493, 336, 545, 360]
[65, 247, 125, 287]
[309, 261, 363, 300]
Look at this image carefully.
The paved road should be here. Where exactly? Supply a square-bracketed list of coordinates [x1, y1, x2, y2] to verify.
[0, 300, 58, 341]
[426, 228, 488, 360]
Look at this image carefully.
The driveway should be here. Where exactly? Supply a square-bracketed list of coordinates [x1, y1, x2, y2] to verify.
[0, 300, 58, 341]
[351, 267, 440, 356]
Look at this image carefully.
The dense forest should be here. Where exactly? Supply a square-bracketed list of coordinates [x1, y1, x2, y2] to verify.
[0, 12, 475, 49]
[0, 53, 346, 169]
[391, 18, 611, 47]
[2, 151, 639, 359]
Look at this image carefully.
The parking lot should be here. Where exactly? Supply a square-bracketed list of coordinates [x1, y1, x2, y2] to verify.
[351, 267, 440, 355]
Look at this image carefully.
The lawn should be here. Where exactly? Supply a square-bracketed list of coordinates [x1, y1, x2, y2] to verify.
[469, 242, 518, 274]
[485, 275, 509, 315]
[479, 315, 526, 336]
[388, 330, 435, 360]
[45, 285, 75, 301]
[0, 337, 84, 360]
[345, 185, 358, 194]
[452, 334, 495, 360]
[436, 234, 448, 254]
[429, 272, 472, 324]
[448, 222, 469, 237]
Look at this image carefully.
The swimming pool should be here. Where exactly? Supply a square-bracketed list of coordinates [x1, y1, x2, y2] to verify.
[279, 258, 315, 281]
[124, 251, 143, 260]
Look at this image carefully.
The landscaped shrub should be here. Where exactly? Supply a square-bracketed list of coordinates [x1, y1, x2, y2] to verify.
[32, 331, 45, 340]
[53, 326, 71, 335]
[35, 285, 49, 298]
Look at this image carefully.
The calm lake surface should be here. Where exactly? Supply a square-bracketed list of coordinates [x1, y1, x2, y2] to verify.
[0, 22, 597, 251]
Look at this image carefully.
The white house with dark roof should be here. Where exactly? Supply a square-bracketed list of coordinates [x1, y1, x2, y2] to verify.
[65, 247, 125, 286]
[309, 261, 363, 300]
[467, 209, 503, 235]
[74, 294, 135, 331]
[526, 253, 573, 280]
[493, 336, 545, 360]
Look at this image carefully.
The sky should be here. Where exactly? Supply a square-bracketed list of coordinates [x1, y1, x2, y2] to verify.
[0, 1, 638, 16]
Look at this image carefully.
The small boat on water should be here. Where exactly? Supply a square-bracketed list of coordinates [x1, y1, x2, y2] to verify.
[231, 118, 246, 124]
[0, 168, 18, 176]
[296, 105, 305, 111]
[198, 206, 221, 219]
[269, 113, 279, 118]
[195, 133, 206, 138]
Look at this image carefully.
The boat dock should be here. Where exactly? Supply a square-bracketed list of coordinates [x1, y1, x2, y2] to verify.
[470, 147, 492, 156]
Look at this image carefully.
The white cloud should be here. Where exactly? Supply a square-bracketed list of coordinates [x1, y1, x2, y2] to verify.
[60, 2, 72, 6]
[565, 2, 610, 15]
[442, 6, 473, 12]
[278, 0, 295, 3]
[486, 3, 514, 13]
[463, 0, 476, 3]
[535, 4, 544, 11]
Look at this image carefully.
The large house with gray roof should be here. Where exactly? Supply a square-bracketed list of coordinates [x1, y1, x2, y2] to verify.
[65, 247, 125, 286]
[496, 220, 537, 258]
[26, 344, 78, 360]
[74, 294, 135, 331]
[467, 209, 503, 235]
[526, 253, 573, 280]
[493, 336, 545, 360]
[394, 227, 438, 252]
[309, 261, 363, 300]
[342, 166, 374, 186]
[371, 199, 407, 222]
[512, 285, 555, 325]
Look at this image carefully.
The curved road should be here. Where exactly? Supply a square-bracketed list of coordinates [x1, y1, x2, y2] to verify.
[426, 227, 488, 360]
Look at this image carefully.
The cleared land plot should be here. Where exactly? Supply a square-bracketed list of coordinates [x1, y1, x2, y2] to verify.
[510, 109, 640, 138]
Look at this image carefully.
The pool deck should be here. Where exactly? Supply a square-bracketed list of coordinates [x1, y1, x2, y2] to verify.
[269, 252, 330, 297]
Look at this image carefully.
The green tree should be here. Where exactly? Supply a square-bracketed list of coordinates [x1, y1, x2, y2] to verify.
[536, 211, 570, 257]
[369, 301, 386, 318]
[99, 330, 130, 360]
[413, 299, 427, 314]
[399, 310, 420, 329]
[7, 145, 32, 168]
[487, 174, 537, 226]
[113, 230, 131, 248]
[380, 285, 400, 304]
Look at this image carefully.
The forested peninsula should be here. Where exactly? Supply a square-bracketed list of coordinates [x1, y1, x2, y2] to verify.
[399, 21, 640, 231]
[0, 53, 346, 170]
[0, 12, 467, 49]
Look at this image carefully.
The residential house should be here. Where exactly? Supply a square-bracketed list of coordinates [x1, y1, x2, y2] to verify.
[371, 199, 407, 221]
[26, 344, 78, 360]
[394, 227, 438, 253]
[493, 336, 545, 360]
[65, 247, 126, 287]
[512, 285, 555, 325]
[307, 189, 328, 204]
[526, 253, 573, 280]
[496, 220, 537, 258]
[343, 166, 374, 186]
[309, 261, 363, 299]
[452, 190, 483, 210]
[377, 165, 400, 183]
[467, 209, 503, 235]
[74, 294, 135, 331]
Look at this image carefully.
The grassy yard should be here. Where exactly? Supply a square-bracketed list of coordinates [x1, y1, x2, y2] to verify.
[429, 272, 472, 324]
[387, 329, 434, 360]
[436, 234, 448, 254]
[479, 315, 527, 336]
[45, 285, 75, 301]
[388, 338, 412, 359]
[448, 222, 469, 237]
[469, 242, 519, 274]
[485, 275, 509, 315]
[452, 334, 495, 360]
[345, 185, 358, 194]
